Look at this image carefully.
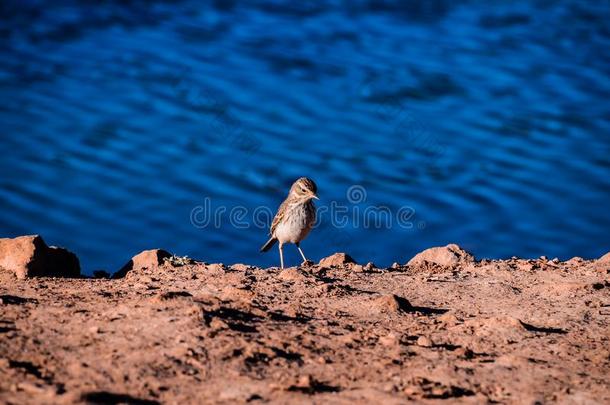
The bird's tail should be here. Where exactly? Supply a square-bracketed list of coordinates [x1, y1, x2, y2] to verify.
[260, 237, 277, 252]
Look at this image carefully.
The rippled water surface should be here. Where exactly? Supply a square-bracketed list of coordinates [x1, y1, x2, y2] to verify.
[1, 1, 609, 274]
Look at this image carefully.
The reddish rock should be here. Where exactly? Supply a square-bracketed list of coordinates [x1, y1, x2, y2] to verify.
[591, 252, 610, 273]
[352, 264, 364, 273]
[416, 335, 433, 347]
[231, 263, 251, 272]
[597, 251, 610, 264]
[363, 262, 376, 272]
[113, 249, 172, 278]
[0, 235, 80, 280]
[438, 312, 460, 326]
[407, 244, 475, 267]
[206, 263, 226, 275]
[318, 253, 356, 267]
[372, 294, 411, 314]
[565, 257, 584, 265]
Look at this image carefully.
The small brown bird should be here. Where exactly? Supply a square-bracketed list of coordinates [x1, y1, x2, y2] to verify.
[260, 177, 318, 269]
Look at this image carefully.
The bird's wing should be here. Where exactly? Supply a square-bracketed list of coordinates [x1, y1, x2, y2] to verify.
[270, 199, 290, 236]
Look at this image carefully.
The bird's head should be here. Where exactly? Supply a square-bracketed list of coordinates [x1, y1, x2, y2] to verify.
[289, 177, 319, 201]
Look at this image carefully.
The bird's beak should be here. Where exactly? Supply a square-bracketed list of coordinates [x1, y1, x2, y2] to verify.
[311, 194, 319, 200]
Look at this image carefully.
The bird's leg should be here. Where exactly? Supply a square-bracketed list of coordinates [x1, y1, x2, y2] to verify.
[296, 242, 307, 262]
[279, 242, 285, 269]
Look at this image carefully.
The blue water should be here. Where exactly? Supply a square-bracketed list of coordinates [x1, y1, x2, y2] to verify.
[1, 1, 609, 274]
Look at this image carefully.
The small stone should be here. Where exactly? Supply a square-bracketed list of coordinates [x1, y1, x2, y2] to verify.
[352, 264, 364, 273]
[209, 318, 228, 330]
[318, 253, 356, 267]
[455, 347, 474, 359]
[416, 335, 433, 347]
[207, 263, 226, 274]
[438, 312, 460, 326]
[565, 257, 584, 266]
[391, 262, 400, 269]
[364, 262, 375, 272]
[113, 249, 172, 278]
[299, 375, 311, 386]
[408, 244, 475, 267]
[372, 294, 411, 314]
[231, 263, 250, 272]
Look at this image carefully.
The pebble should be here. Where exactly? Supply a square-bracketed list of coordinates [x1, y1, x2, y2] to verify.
[364, 262, 375, 272]
[416, 336, 433, 347]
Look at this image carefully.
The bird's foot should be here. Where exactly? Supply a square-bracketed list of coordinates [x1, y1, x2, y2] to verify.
[300, 260, 314, 267]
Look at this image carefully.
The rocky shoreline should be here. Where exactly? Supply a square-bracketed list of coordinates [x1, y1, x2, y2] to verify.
[0, 235, 609, 404]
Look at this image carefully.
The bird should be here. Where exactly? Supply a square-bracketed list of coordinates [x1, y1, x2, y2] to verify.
[260, 177, 318, 269]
